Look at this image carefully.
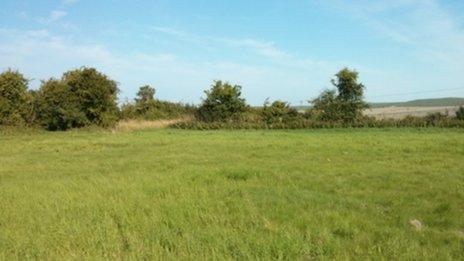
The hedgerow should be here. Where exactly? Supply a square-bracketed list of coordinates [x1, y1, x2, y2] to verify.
[1, 67, 463, 131]
[120, 85, 195, 120]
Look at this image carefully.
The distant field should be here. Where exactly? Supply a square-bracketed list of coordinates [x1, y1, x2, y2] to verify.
[364, 106, 460, 119]
[294, 97, 464, 119]
[370, 97, 464, 108]
[1, 129, 463, 259]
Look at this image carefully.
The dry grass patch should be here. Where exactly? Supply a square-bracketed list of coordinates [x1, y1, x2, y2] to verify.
[114, 119, 187, 132]
[364, 106, 459, 119]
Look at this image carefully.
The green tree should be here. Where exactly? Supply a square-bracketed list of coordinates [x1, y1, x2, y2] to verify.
[0, 69, 31, 125]
[134, 85, 156, 115]
[197, 81, 248, 122]
[310, 68, 368, 122]
[62, 67, 119, 127]
[36, 79, 87, 131]
[135, 85, 155, 103]
[332, 68, 368, 121]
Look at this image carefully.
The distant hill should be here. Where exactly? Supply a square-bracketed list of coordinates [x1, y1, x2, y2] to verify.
[370, 97, 464, 108]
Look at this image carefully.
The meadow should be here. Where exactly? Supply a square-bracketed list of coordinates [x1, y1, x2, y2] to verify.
[0, 128, 463, 259]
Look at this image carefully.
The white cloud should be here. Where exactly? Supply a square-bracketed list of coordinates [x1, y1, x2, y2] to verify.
[39, 10, 67, 23]
[0, 27, 339, 104]
[50, 10, 67, 21]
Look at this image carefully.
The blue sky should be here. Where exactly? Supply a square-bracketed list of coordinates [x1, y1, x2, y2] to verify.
[1, 0, 464, 105]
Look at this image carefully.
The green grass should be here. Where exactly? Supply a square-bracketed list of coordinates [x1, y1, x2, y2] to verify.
[1, 128, 464, 259]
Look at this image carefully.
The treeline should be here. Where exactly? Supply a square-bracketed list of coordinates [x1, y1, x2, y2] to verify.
[1, 67, 463, 131]
[0, 67, 194, 130]
[173, 68, 464, 129]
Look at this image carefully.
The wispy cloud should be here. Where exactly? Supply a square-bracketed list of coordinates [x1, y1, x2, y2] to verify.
[151, 26, 290, 59]
[0, 27, 339, 104]
[150, 26, 334, 71]
[218, 38, 292, 60]
[39, 10, 67, 23]
[322, 0, 464, 66]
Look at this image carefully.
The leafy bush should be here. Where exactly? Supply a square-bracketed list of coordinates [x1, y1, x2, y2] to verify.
[137, 100, 195, 120]
[261, 99, 299, 124]
[120, 102, 137, 120]
[120, 85, 195, 120]
[35, 67, 119, 130]
[196, 81, 248, 122]
[62, 67, 119, 127]
[36, 79, 87, 131]
[0, 69, 33, 126]
[310, 90, 343, 122]
[425, 112, 448, 126]
[456, 106, 464, 120]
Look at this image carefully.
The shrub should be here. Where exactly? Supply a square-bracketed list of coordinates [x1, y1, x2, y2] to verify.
[0, 69, 32, 126]
[62, 67, 119, 127]
[425, 112, 448, 126]
[310, 89, 343, 122]
[456, 106, 464, 120]
[36, 79, 87, 131]
[120, 102, 137, 120]
[196, 81, 248, 122]
[137, 100, 195, 120]
[261, 99, 299, 124]
[120, 85, 195, 120]
[35, 67, 119, 130]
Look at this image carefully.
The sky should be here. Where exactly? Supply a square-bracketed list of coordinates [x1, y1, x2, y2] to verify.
[1, 0, 464, 105]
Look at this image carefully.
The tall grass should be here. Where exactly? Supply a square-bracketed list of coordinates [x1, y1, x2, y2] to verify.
[1, 129, 463, 259]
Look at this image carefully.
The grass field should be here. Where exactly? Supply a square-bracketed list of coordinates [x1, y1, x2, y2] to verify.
[364, 106, 460, 119]
[1, 128, 464, 259]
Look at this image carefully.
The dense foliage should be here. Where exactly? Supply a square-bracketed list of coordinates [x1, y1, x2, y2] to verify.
[61, 68, 119, 127]
[120, 85, 195, 120]
[456, 106, 464, 120]
[196, 81, 248, 122]
[36, 79, 87, 130]
[0, 70, 33, 126]
[261, 100, 299, 124]
[0, 67, 120, 130]
[310, 68, 368, 123]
